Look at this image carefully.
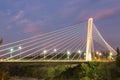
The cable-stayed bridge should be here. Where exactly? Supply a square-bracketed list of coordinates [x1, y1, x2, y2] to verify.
[0, 18, 117, 63]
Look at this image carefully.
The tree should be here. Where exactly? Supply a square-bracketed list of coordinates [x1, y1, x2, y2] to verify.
[0, 38, 3, 45]
[80, 62, 111, 80]
[116, 47, 120, 67]
[116, 47, 120, 54]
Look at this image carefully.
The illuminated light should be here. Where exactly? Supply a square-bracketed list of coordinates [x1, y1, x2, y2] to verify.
[96, 51, 99, 55]
[18, 46, 22, 58]
[43, 50, 47, 54]
[67, 51, 71, 55]
[43, 50, 47, 60]
[67, 51, 71, 60]
[10, 48, 14, 58]
[10, 48, 14, 53]
[53, 49, 57, 52]
[94, 57, 97, 60]
[99, 52, 102, 56]
[18, 46, 22, 50]
[77, 50, 82, 54]
[110, 52, 113, 56]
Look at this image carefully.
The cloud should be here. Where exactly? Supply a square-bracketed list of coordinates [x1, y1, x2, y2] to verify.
[57, 0, 120, 22]
[6, 25, 12, 30]
[2, 10, 24, 30]
[24, 26, 38, 33]
[58, 0, 90, 18]
[12, 10, 24, 21]
[18, 19, 40, 33]
[75, 6, 120, 23]
[59, 8, 76, 18]
[1, 10, 25, 30]
[93, 7, 120, 20]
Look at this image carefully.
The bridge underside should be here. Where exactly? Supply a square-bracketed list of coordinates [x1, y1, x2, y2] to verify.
[0, 60, 114, 64]
[0, 59, 115, 67]
[0, 60, 88, 66]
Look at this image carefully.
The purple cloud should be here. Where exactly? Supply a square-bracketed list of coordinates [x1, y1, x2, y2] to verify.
[13, 10, 24, 21]
[17, 19, 41, 33]
[58, 0, 90, 19]
[75, 6, 120, 22]
[24, 26, 38, 33]
[93, 7, 120, 20]
[0, 10, 25, 30]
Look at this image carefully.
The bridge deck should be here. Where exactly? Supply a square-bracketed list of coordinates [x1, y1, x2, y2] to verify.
[0, 59, 114, 63]
[0, 60, 115, 66]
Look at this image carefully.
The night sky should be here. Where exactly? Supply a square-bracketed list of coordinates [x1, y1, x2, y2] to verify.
[0, 0, 120, 48]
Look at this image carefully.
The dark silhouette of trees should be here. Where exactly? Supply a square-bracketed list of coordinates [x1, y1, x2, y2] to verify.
[116, 47, 120, 54]
[5, 61, 120, 80]
[116, 47, 120, 67]
[0, 38, 3, 45]
[57, 62, 112, 80]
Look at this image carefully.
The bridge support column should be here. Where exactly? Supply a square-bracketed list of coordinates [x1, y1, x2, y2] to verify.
[86, 18, 93, 61]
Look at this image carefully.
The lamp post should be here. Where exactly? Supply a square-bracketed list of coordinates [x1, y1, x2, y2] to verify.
[96, 51, 102, 60]
[43, 50, 47, 60]
[18, 46, 22, 58]
[109, 52, 113, 60]
[10, 48, 14, 58]
[96, 51, 99, 59]
[99, 52, 102, 60]
[53, 49, 57, 59]
[67, 51, 71, 60]
[77, 50, 82, 59]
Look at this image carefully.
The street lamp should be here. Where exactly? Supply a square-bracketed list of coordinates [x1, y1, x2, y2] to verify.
[67, 51, 71, 60]
[43, 50, 47, 60]
[96, 51, 100, 60]
[18, 46, 22, 58]
[109, 52, 113, 56]
[98, 52, 102, 60]
[99, 52, 102, 56]
[53, 49, 57, 52]
[53, 49, 57, 59]
[10, 48, 14, 58]
[77, 50, 82, 54]
[77, 50, 82, 59]
[96, 51, 99, 55]
[109, 52, 113, 60]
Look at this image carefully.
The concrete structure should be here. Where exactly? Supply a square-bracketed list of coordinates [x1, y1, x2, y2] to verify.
[86, 18, 93, 61]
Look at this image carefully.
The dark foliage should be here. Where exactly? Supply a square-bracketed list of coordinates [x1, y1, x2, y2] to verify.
[0, 38, 3, 45]
[116, 47, 120, 67]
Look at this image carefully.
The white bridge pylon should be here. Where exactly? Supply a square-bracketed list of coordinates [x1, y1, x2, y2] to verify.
[86, 18, 93, 61]
[85, 18, 117, 61]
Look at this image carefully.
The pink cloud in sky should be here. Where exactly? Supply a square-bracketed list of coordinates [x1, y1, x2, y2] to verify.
[93, 7, 120, 20]
[18, 19, 40, 33]
[6, 25, 12, 30]
[60, 7, 77, 18]
[3, 10, 25, 30]
[76, 7, 120, 22]
[13, 10, 24, 21]
[5, 10, 24, 24]
[24, 26, 38, 33]
[59, 0, 90, 19]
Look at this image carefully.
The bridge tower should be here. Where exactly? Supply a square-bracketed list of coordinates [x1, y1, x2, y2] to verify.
[86, 18, 93, 61]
